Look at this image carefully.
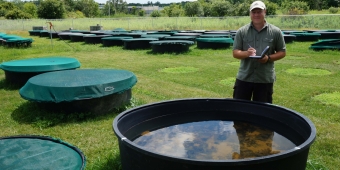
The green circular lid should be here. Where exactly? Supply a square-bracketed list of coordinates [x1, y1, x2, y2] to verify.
[113, 28, 127, 31]
[149, 31, 178, 34]
[164, 36, 197, 40]
[309, 45, 340, 50]
[313, 31, 340, 34]
[121, 33, 147, 36]
[70, 30, 82, 33]
[5, 38, 33, 43]
[0, 57, 80, 72]
[310, 45, 340, 49]
[84, 34, 97, 36]
[149, 40, 194, 45]
[0, 135, 85, 170]
[141, 34, 171, 38]
[19, 69, 137, 102]
[102, 37, 133, 40]
[2, 35, 21, 40]
[122, 38, 158, 42]
[204, 31, 230, 33]
[102, 32, 123, 35]
[305, 30, 337, 32]
[112, 31, 129, 33]
[70, 34, 96, 37]
[173, 33, 202, 36]
[196, 38, 234, 43]
[147, 31, 178, 35]
[58, 32, 83, 35]
[315, 39, 340, 42]
[290, 33, 321, 36]
[311, 39, 339, 46]
[282, 30, 306, 34]
[283, 34, 296, 37]
[199, 34, 230, 38]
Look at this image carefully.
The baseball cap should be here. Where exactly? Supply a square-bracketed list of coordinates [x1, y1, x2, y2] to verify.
[249, 1, 266, 11]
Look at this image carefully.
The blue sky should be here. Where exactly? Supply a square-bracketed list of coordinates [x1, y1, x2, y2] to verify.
[95, 0, 196, 4]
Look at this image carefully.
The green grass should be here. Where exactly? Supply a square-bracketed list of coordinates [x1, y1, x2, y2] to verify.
[309, 9, 340, 14]
[286, 68, 332, 76]
[2, 14, 340, 32]
[159, 66, 199, 73]
[1, 31, 340, 169]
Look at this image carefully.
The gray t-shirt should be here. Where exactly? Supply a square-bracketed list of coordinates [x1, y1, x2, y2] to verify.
[233, 21, 286, 83]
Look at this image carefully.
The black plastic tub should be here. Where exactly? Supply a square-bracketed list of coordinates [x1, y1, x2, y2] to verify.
[179, 30, 206, 33]
[58, 33, 72, 40]
[2, 70, 45, 85]
[123, 38, 158, 49]
[39, 31, 50, 37]
[199, 34, 230, 38]
[290, 33, 321, 42]
[90, 31, 106, 35]
[0, 57, 80, 86]
[313, 31, 340, 39]
[120, 33, 145, 38]
[147, 31, 177, 36]
[28, 30, 42, 36]
[149, 40, 194, 53]
[19, 69, 137, 115]
[163, 36, 197, 42]
[173, 33, 202, 37]
[196, 38, 234, 49]
[58, 33, 83, 40]
[113, 98, 316, 170]
[282, 30, 306, 34]
[141, 34, 171, 40]
[40, 32, 60, 38]
[38, 89, 132, 114]
[283, 34, 296, 43]
[204, 31, 230, 34]
[70, 34, 96, 42]
[101, 37, 133, 47]
[3, 38, 33, 48]
[83, 35, 111, 44]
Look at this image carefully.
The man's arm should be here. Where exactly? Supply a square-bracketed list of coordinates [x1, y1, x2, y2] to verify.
[257, 51, 286, 64]
[233, 48, 257, 60]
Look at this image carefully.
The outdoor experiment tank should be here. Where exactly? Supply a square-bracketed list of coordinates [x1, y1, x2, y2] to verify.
[113, 98, 316, 170]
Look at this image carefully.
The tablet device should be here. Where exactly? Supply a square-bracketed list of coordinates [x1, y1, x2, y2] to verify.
[249, 46, 270, 59]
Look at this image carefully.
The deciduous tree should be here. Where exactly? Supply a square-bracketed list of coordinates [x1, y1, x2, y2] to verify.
[184, 1, 204, 17]
[23, 2, 37, 18]
[37, 0, 65, 19]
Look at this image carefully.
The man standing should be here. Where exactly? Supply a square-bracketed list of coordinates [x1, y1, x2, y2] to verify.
[232, 1, 286, 103]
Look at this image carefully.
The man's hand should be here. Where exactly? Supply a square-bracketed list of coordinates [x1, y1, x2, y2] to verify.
[258, 55, 269, 64]
[247, 47, 256, 56]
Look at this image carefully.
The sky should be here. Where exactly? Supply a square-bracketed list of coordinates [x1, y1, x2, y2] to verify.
[95, 0, 197, 4]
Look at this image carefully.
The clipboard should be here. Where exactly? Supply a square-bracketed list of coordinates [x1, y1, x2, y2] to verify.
[249, 46, 270, 59]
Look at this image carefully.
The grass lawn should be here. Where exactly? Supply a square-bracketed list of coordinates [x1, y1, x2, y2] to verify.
[0, 30, 339, 170]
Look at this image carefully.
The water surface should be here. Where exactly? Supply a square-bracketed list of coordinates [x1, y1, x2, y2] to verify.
[133, 121, 296, 160]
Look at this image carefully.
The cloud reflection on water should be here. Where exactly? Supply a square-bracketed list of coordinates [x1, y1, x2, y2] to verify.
[133, 121, 295, 160]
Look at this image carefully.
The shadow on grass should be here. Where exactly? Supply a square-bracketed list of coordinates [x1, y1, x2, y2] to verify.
[0, 79, 22, 90]
[11, 101, 126, 129]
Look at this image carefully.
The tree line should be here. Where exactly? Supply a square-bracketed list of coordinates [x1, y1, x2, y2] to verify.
[0, 0, 339, 19]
